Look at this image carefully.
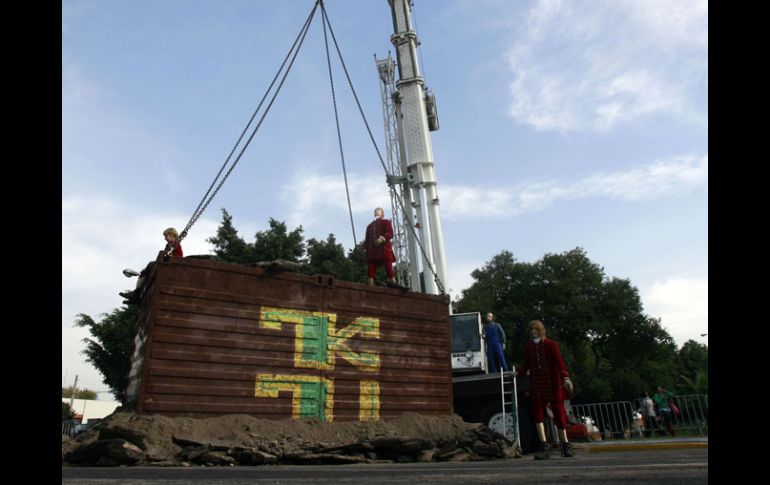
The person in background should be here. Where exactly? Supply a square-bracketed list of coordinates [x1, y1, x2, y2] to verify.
[653, 385, 676, 436]
[482, 312, 508, 372]
[639, 391, 658, 437]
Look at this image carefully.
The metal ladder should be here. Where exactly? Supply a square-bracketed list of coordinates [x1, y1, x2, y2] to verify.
[495, 368, 520, 447]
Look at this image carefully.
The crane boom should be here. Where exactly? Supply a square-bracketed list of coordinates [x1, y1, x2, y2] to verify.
[378, 0, 448, 295]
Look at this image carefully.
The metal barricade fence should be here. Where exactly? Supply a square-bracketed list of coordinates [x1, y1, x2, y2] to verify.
[632, 394, 708, 437]
[61, 422, 76, 437]
[568, 394, 708, 440]
[569, 400, 636, 440]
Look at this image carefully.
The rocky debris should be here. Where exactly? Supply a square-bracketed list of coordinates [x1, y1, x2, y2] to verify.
[61, 434, 78, 458]
[230, 448, 279, 465]
[252, 259, 306, 272]
[65, 438, 144, 466]
[62, 411, 520, 467]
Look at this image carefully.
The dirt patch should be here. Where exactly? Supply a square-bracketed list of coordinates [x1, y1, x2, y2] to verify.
[64, 412, 519, 466]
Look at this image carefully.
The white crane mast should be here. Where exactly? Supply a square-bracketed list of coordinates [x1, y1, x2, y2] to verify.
[377, 0, 448, 295]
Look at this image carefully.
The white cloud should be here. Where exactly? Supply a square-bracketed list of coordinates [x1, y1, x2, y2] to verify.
[642, 277, 708, 347]
[283, 154, 706, 224]
[439, 153, 707, 219]
[446, 260, 480, 301]
[62, 59, 101, 114]
[505, 0, 707, 131]
[282, 171, 393, 245]
[624, 0, 708, 49]
[575, 154, 708, 202]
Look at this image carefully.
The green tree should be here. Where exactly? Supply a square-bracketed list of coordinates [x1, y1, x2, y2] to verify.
[208, 210, 373, 283]
[345, 242, 369, 284]
[74, 304, 139, 403]
[676, 340, 708, 394]
[207, 208, 252, 264]
[62, 402, 75, 422]
[252, 218, 305, 262]
[208, 211, 307, 265]
[305, 234, 365, 282]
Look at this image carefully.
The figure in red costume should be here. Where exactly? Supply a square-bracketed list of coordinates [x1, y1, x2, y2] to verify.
[517, 320, 575, 459]
[120, 227, 183, 304]
[162, 227, 184, 258]
[364, 207, 397, 287]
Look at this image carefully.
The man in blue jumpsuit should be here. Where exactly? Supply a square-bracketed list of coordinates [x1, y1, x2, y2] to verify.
[483, 312, 508, 372]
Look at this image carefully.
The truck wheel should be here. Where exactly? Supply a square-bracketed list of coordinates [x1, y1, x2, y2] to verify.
[488, 412, 516, 441]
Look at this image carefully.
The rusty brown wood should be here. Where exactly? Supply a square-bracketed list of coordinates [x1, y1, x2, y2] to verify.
[126, 256, 453, 421]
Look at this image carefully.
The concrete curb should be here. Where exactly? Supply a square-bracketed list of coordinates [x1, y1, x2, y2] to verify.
[583, 441, 708, 452]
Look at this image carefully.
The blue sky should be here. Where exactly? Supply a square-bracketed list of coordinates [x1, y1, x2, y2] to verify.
[62, 0, 707, 400]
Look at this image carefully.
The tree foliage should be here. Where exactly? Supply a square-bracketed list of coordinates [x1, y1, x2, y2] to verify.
[304, 235, 367, 283]
[73, 304, 139, 403]
[208, 209, 306, 264]
[676, 340, 708, 394]
[62, 402, 75, 422]
[207, 208, 252, 264]
[208, 209, 367, 283]
[456, 248, 687, 402]
[253, 218, 305, 262]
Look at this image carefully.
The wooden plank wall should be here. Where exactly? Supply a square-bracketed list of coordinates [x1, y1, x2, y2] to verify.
[129, 257, 453, 421]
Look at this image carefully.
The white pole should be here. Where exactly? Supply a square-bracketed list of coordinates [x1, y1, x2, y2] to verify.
[500, 369, 506, 438]
[512, 366, 521, 449]
[69, 375, 78, 410]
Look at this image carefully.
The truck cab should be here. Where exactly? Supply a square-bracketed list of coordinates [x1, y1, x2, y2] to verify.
[450, 312, 487, 374]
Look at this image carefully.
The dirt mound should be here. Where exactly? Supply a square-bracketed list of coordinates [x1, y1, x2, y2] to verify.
[63, 412, 519, 467]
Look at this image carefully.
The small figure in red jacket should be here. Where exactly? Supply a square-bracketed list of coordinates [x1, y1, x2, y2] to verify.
[517, 320, 575, 459]
[364, 207, 397, 287]
[163, 227, 184, 258]
[120, 227, 183, 303]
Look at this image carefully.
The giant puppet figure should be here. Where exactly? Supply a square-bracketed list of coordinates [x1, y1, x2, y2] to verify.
[517, 320, 575, 459]
[364, 207, 397, 287]
[120, 227, 183, 304]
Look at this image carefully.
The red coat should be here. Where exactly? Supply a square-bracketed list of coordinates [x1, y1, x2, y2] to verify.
[518, 338, 569, 402]
[165, 242, 183, 258]
[364, 218, 395, 263]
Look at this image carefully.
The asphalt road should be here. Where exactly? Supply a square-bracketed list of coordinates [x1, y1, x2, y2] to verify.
[62, 448, 707, 484]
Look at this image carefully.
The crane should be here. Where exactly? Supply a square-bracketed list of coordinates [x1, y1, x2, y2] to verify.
[377, 0, 519, 444]
[376, 0, 448, 296]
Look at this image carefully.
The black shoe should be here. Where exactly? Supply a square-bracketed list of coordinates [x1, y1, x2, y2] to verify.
[120, 290, 141, 304]
[385, 280, 408, 291]
[561, 442, 575, 457]
[534, 442, 550, 460]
